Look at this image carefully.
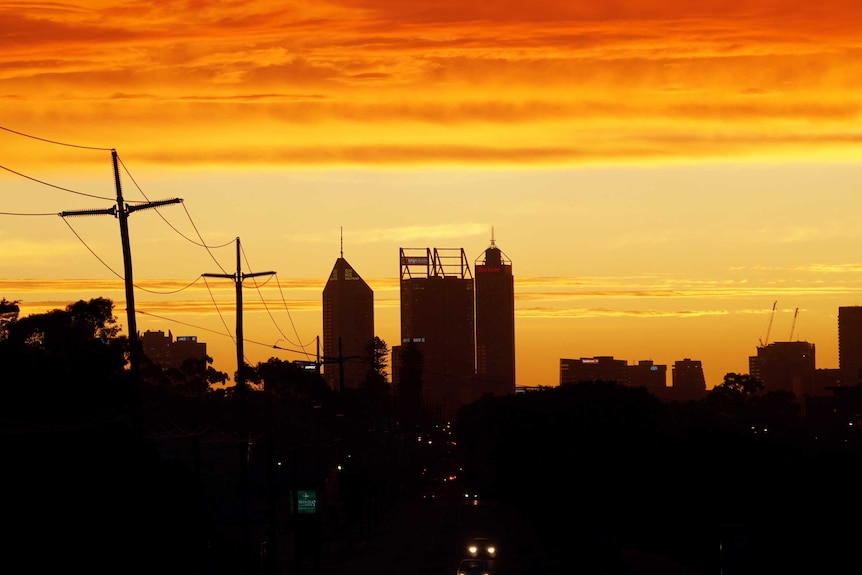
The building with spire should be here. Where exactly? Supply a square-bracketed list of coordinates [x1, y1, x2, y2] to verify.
[322, 233, 374, 391]
[473, 230, 515, 396]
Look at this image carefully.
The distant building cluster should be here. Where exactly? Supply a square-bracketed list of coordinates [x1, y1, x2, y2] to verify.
[552, 305, 862, 402]
[146, 235, 862, 411]
[559, 356, 707, 401]
[141, 329, 207, 369]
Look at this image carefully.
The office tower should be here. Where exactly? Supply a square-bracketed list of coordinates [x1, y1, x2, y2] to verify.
[400, 247, 474, 418]
[628, 360, 667, 396]
[671, 358, 707, 401]
[749, 341, 815, 397]
[474, 232, 515, 395]
[839, 306, 862, 385]
[560, 356, 629, 386]
[141, 329, 207, 368]
[322, 250, 374, 391]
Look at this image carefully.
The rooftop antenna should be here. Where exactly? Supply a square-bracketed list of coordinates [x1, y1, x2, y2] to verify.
[340, 226, 343, 258]
[490, 226, 496, 247]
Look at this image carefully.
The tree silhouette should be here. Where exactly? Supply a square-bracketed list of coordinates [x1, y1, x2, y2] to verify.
[1, 297, 210, 574]
[361, 336, 390, 395]
[0, 297, 19, 335]
[0, 297, 131, 422]
[250, 356, 328, 400]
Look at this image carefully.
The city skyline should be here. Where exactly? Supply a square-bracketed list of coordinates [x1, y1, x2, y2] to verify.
[4, 1, 862, 389]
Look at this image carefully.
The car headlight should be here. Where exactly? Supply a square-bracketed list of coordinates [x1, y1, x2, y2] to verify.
[487, 546, 495, 556]
[468, 545, 478, 555]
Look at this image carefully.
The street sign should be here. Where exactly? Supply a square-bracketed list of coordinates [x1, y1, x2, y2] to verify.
[297, 489, 317, 514]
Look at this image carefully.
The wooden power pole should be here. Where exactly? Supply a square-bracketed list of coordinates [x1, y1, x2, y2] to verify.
[60, 149, 182, 394]
[203, 236, 274, 398]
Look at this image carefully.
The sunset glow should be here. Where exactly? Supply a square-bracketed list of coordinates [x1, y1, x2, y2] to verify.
[3, 1, 862, 388]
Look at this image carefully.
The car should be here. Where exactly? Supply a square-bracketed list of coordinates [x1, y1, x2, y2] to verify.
[467, 537, 496, 559]
[457, 558, 491, 575]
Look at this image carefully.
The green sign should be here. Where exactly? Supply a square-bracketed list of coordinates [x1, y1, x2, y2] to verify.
[296, 489, 317, 514]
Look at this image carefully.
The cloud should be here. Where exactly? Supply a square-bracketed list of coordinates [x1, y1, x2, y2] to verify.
[516, 307, 731, 319]
[0, 240, 95, 266]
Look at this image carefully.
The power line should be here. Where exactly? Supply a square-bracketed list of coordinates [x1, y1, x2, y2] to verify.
[274, 273, 316, 351]
[134, 275, 205, 295]
[137, 309, 234, 339]
[202, 276, 237, 345]
[240, 243, 312, 357]
[117, 154, 235, 275]
[0, 124, 113, 151]
[0, 211, 58, 216]
[0, 163, 115, 201]
[61, 217, 125, 280]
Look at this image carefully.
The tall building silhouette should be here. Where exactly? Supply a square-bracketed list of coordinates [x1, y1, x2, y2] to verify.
[671, 358, 707, 401]
[628, 359, 667, 396]
[399, 247, 474, 418]
[473, 231, 515, 395]
[839, 306, 862, 386]
[749, 340, 816, 397]
[322, 242, 373, 391]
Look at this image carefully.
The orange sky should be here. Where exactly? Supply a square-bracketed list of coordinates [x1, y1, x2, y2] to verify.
[3, 1, 862, 388]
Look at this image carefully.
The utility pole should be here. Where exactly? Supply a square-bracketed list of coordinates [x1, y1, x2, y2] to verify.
[60, 149, 182, 394]
[203, 236, 274, 398]
[204, 237, 274, 575]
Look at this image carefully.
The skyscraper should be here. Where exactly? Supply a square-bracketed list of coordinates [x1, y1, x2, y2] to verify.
[839, 306, 862, 386]
[399, 247, 474, 418]
[473, 232, 515, 394]
[322, 246, 374, 391]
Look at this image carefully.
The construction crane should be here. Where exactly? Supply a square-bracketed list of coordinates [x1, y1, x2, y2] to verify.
[789, 307, 799, 341]
[759, 300, 777, 347]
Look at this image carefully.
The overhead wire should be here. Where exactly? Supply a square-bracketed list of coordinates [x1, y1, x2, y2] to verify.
[0, 163, 116, 201]
[117, 154, 232, 275]
[60, 217, 125, 280]
[202, 275, 238, 346]
[240, 242, 313, 359]
[61, 217, 207, 295]
[0, 124, 113, 151]
[3, 126, 322, 375]
[137, 309, 234, 339]
[275, 274, 318, 349]
[0, 210, 59, 216]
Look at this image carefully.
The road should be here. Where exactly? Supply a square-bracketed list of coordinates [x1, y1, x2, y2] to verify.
[319, 493, 552, 575]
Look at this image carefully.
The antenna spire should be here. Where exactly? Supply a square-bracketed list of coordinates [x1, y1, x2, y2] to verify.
[340, 226, 343, 258]
[490, 226, 496, 247]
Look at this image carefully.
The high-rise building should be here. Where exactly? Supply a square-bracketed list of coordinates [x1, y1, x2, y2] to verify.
[628, 360, 667, 396]
[671, 358, 707, 401]
[749, 341, 816, 397]
[400, 247, 474, 418]
[473, 232, 515, 395]
[839, 306, 862, 386]
[322, 250, 374, 391]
